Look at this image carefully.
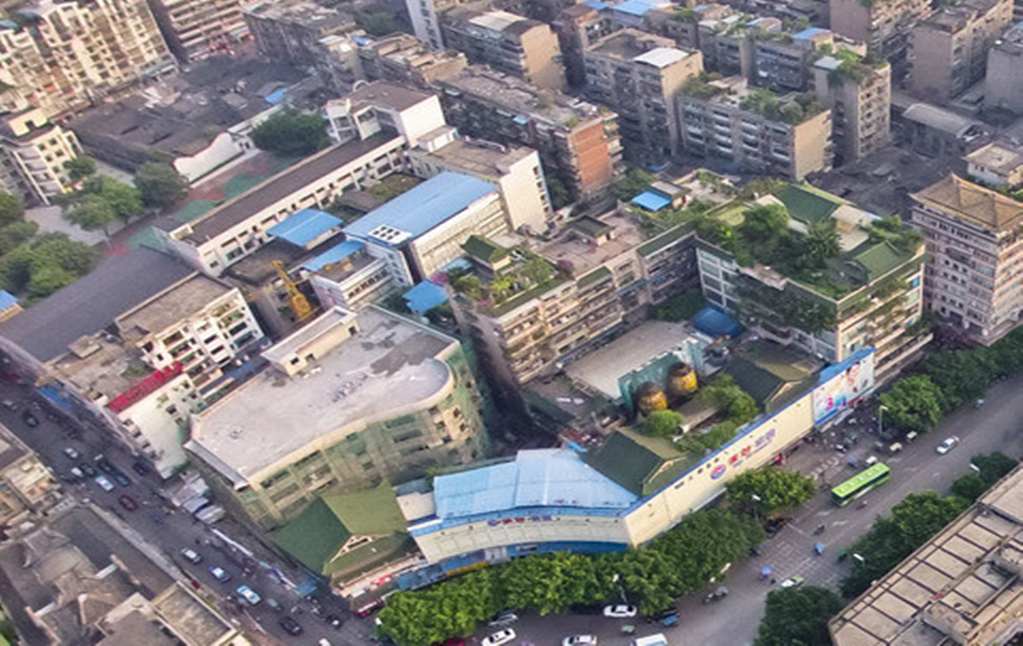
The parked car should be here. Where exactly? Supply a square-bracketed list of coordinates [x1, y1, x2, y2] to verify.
[94, 475, 114, 492]
[180, 548, 202, 564]
[2, 399, 18, 412]
[78, 462, 96, 477]
[63, 447, 80, 460]
[563, 636, 598, 646]
[604, 604, 638, 618]
[278, 616, 303, 636]
[131, 461, 150, 476]
[117, 495, 137, 511]
[110, 470, 131, 487]
[21, 411, 38, 427]
[780, 576, 805, 589]
[236, 585, 262, 605]
[69, 467, 84, 480]
[94, 456, 115, 473]
[209, 566, 230, 582]
[937, 436, 960, 455]
[323, 614, 342, 629]
[481, 629, 516, 646]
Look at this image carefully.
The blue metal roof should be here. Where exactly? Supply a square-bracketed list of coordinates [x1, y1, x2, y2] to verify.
[268, 209, 342, 247]
[631, 190, 672, 212]
[300, 240, 365, 272]
[403, 281, 448, 313]
[793, 26, 829, 39]
[692, 306, 743, 338]
[583, 0, 608, 9]
[264, 87, 289, 105]
[615, 0, 655, 15]
[433, 449, 637, 520]
[0, 290, 17, 311]
[344, 172, 497, 246]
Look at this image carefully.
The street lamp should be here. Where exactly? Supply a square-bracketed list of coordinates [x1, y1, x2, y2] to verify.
[970, 463, 981, 475]
[878, 405, 890, 437]
[751, 494, 762, 520]
[852, 553, 866, 564]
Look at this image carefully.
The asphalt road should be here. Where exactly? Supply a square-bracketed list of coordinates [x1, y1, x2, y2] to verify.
[0, 389, 379, 646]
[486, 373, 1023, 646]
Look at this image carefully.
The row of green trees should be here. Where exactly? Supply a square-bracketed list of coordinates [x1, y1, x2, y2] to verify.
[378, 467, 819, 646]
[840, 453, 1017, 598]
[0, 193, 98, 300]
[61, 158, 189, 234]
[879, 326, 1023, 432]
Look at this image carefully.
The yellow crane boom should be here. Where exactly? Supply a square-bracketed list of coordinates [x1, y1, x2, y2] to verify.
[272, 260, 314, 323]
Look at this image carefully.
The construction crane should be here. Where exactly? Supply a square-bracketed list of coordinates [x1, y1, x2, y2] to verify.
[272, 260, 315, 324]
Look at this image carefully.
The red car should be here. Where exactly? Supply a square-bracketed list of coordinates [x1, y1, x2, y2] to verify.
[118, 495, 138, 511]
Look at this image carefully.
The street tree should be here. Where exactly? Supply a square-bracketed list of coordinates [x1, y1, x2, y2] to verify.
[252, 110, 331, 156]
[971, 452, 1017, 486]
[0, 192, 24, 227]
[63, 155, 96, 181]
[0, 221, 39, 255]
[64, 194, 117, 234]
[135, 161, 189, 209]
[755, 586, 845, 646]
[726, 468, 817, 517]
[877, 375, 944, 432]
[639, 410, 685, 438]
[82, 175, 143, 222]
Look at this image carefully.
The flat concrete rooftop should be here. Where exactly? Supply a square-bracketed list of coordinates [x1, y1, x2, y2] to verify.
[189, 307, 456, 482]
[537, 209, 645, 278]
[117, 274, 228, 336]
[422, 138, 534, 179]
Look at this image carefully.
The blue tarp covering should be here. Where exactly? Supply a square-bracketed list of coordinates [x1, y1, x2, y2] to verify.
[0, 290, 17, 311]
[631, 190, 672, 212]
[692, 306, 743, 339]
[403, 281, 448, 313]
[264, 87, 289, 105]
[300, 240, 365, 272]
[268, 209, 342, 247]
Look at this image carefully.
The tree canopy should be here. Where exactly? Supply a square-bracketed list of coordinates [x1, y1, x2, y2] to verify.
[252, 110, 331, 156]
[62, 175, 143, 234]
[877, 375, 944, 433]
[0, 233, 99, 300]
[755, 586, 844, 646]
[135, 161, 189, 210]
[726, 468, 817, 517]
[63, 154, 96, 181]
[0, 193, 24, 228]
[638, 410, 685, 438]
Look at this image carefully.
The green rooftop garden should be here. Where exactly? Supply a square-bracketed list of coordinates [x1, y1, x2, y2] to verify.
[825, 48, 888, 86]
[738, 88, 825, 126]
[452, 247, 566, 316]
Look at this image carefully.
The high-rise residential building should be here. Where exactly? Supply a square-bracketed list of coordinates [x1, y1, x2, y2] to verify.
[830, 0, 931, 70]
[910, 174, 1023, 345]
[753, 27, 838, 93]
[812, 53, 892, 164]
[354, 32, 468, 91]
[909, 0, 1013, 103]
[437, 66, 623, 202]
[0, 0, 175, 119]
[244, 0, 355, 65]
[698, 183, 930, 382]
[552, 3, 617, 88]
[147, 0, 248, 62]
[440, 9, 566, 91]
[404, 0, 471, 50]
[186, 305, 489, 530]
[0, 108, 82, 206]
[986, 23, 1023, 113]
[583, 29, 703, 165]
[677, 76, 833, 180]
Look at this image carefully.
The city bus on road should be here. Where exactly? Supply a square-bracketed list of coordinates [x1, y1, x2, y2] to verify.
[831, 462, 891, 506]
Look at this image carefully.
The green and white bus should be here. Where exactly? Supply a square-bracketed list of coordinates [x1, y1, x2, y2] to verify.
[831, 462, 891, 506]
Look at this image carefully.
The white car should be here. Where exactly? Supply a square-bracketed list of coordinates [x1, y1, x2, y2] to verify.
[563, 635, 598, 646]
[936, 436, 960, 455]
[481, 629, 516, 646]
[180, 548, 202, 564]
[63, 447, 80, 460]
[94, 475, 115, 492]
[780, 575, 805, 589]
[603, 604, 638, 618]
[236, 585, 262, 605]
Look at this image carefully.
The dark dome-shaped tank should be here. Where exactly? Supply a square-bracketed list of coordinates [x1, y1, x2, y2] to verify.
[668, 363, 698, 397]
[636, 381, 668, 413]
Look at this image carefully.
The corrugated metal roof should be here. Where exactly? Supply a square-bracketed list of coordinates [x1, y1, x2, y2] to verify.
[268, 208, 342, 247]
[0, 290, 17, 311]
[631, 190, 672, 212]
[403, 281, 448, 313]
[634, 47, 690, 68]
[433, 449, 637, 519]
[343, 172, 497, 246]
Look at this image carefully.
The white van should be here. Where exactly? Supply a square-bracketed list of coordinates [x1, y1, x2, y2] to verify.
[631, 635, 669, 646]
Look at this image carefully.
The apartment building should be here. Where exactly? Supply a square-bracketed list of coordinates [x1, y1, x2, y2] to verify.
[910, 174, 1023, 345]
[300, 240, 398, 312]
[985, 22, 1023, 113]
[186, 306, 489, 530]
[437, 66, 623, 202]
[754, 27, 839, 92]
[677, 76, 833, 180]
[0, 108, 81, 206]
[157, 82, 445, 275]
[964, 141, 1023, 186]
[0, 0, 175, 120]
[812, 54, 892, 164]
[0, 422, 60, 525]
[147, 0, 247, 63]
[695, 12, 781, 79]
[404, 0, 473, 50]
[553, 3, 617, 88]
[412, 128, 554, 232]
[441, 9, 566, 91]
[830, 0, 931, 68]
[698, 184, 929, 382]
[0, 248, 265, 477]
[909, 0, 1013, 103]
[343, 172, 506, 285]
[584, 29, 703, 165]
[244, 0, 355, 65]
[355, 32, 468, 90]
